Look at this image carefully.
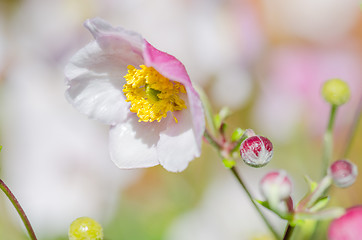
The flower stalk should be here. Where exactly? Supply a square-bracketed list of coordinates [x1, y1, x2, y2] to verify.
[230, 167, 280, 239]
[343, 95, 361, 158]
[321, 105, 337, 178]
[283, 224, 295, 240]
[0, 179, 37, 240]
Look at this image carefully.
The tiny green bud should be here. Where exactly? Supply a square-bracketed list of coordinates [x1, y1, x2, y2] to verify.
[69, 217, 103, 240]
[321, 79, 350, 106]
[231, 128, 245, 142]
[222, 159, 236, 168]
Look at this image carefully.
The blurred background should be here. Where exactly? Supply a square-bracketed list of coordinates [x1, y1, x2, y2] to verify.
[0, 0, 361, 239]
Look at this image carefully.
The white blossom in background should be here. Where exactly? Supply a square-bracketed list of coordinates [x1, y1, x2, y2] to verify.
[165, 172, 284, 240]
[1, 60, 138, 238]
[210, 64, 252, 110]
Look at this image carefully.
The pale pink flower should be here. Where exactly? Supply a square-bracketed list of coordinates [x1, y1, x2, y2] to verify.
[65, 18, 205, 172]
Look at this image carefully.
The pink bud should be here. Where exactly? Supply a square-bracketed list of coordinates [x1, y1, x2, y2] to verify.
[328, 159, 358, 188]
[328, 206, 362, 240]
[260, 170, 292, 201]
[239, 136, 273, 167]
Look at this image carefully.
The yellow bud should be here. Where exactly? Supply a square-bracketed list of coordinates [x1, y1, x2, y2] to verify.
[322, 79, 350, 106]
[69, 217, 103, 240]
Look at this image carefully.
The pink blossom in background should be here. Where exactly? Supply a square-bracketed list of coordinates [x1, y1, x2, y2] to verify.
[253, 45, 362, 142]
[328, 206, 362, 240]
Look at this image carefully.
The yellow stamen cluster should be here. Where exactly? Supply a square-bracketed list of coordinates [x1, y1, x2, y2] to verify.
[123, 65, 187, 122]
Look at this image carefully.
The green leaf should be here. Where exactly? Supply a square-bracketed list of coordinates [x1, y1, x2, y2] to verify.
[309, 196, 330, 212]
[255, 199, 271, 210]
[213, 107, 232, 129]
[222, 159, 235, 169]
[256, 199, 292, 220]
[304, 175, 318, 192]
[0, 146, 2, 152]
[219, 107, 231, 119]
[295, 207, 345, 221]
[231, 128, 245, 142]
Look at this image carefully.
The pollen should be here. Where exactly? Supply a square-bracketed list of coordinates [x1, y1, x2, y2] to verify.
[123, 65, 187, 123]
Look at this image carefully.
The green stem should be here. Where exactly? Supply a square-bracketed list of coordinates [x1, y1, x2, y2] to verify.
[343, 95, 361, 158]
[196, 86, 218, 136]
[283, 224, 295, 240]
[203, 130, 222, 151]
[0, 179, 38, 240]
[230, 134, 248, 153]
[321, 105, 338, 178]
[230, 167, 280, 240]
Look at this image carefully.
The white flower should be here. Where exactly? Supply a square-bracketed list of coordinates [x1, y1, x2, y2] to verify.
[65, 18, 205, 172]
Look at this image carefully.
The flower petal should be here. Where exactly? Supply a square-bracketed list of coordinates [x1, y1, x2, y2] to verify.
[65, 18, 146, 125]
[84, 18, 145, 67]
[109, 116, 167, 169]
[157, 108, 199, 172]
[65, 41, 129, 125]
[143, 41, 205, 150]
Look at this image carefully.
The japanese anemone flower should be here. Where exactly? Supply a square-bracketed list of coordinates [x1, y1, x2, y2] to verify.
[65, 18, 205, 172]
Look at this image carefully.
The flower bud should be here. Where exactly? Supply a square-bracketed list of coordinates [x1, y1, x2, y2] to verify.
[328, 206, 362, 240]
[328, 159, 358, 188]
[321, 79, 350, 106]
[240, 136, 273, 167]
[260, 170, 292, 201]
[69, 217, 103, 240]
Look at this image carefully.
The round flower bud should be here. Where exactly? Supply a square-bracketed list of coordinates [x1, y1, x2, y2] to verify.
[69, 217, 103, 240]
[260, 170, 292, 201]
[328, 159, 358, 188]
[240, 136, 273, 167]
[321, 79, 350, 106]
[328, 206, 362, 240]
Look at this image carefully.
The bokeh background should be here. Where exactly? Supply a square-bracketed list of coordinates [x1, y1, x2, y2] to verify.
[0, 0, 361, 239]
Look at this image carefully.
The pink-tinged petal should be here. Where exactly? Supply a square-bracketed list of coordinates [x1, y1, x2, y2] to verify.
[65, 18, 146, 125]
[143, 40, 191, 91]
[157, 108, 199, 172]
[84, 18, 145, 67]
[109, 116, 167, 169]
[143, 41, 205, 150]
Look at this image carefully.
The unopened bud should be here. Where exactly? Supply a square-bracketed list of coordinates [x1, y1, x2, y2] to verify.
[69, 217, 103, 240]
[328, 159, 358, 188]
[260, 170, 292, 201]
[240, 136, 273, 167]
[328, 206, 362, 240]
[321, 79, 350, 106]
